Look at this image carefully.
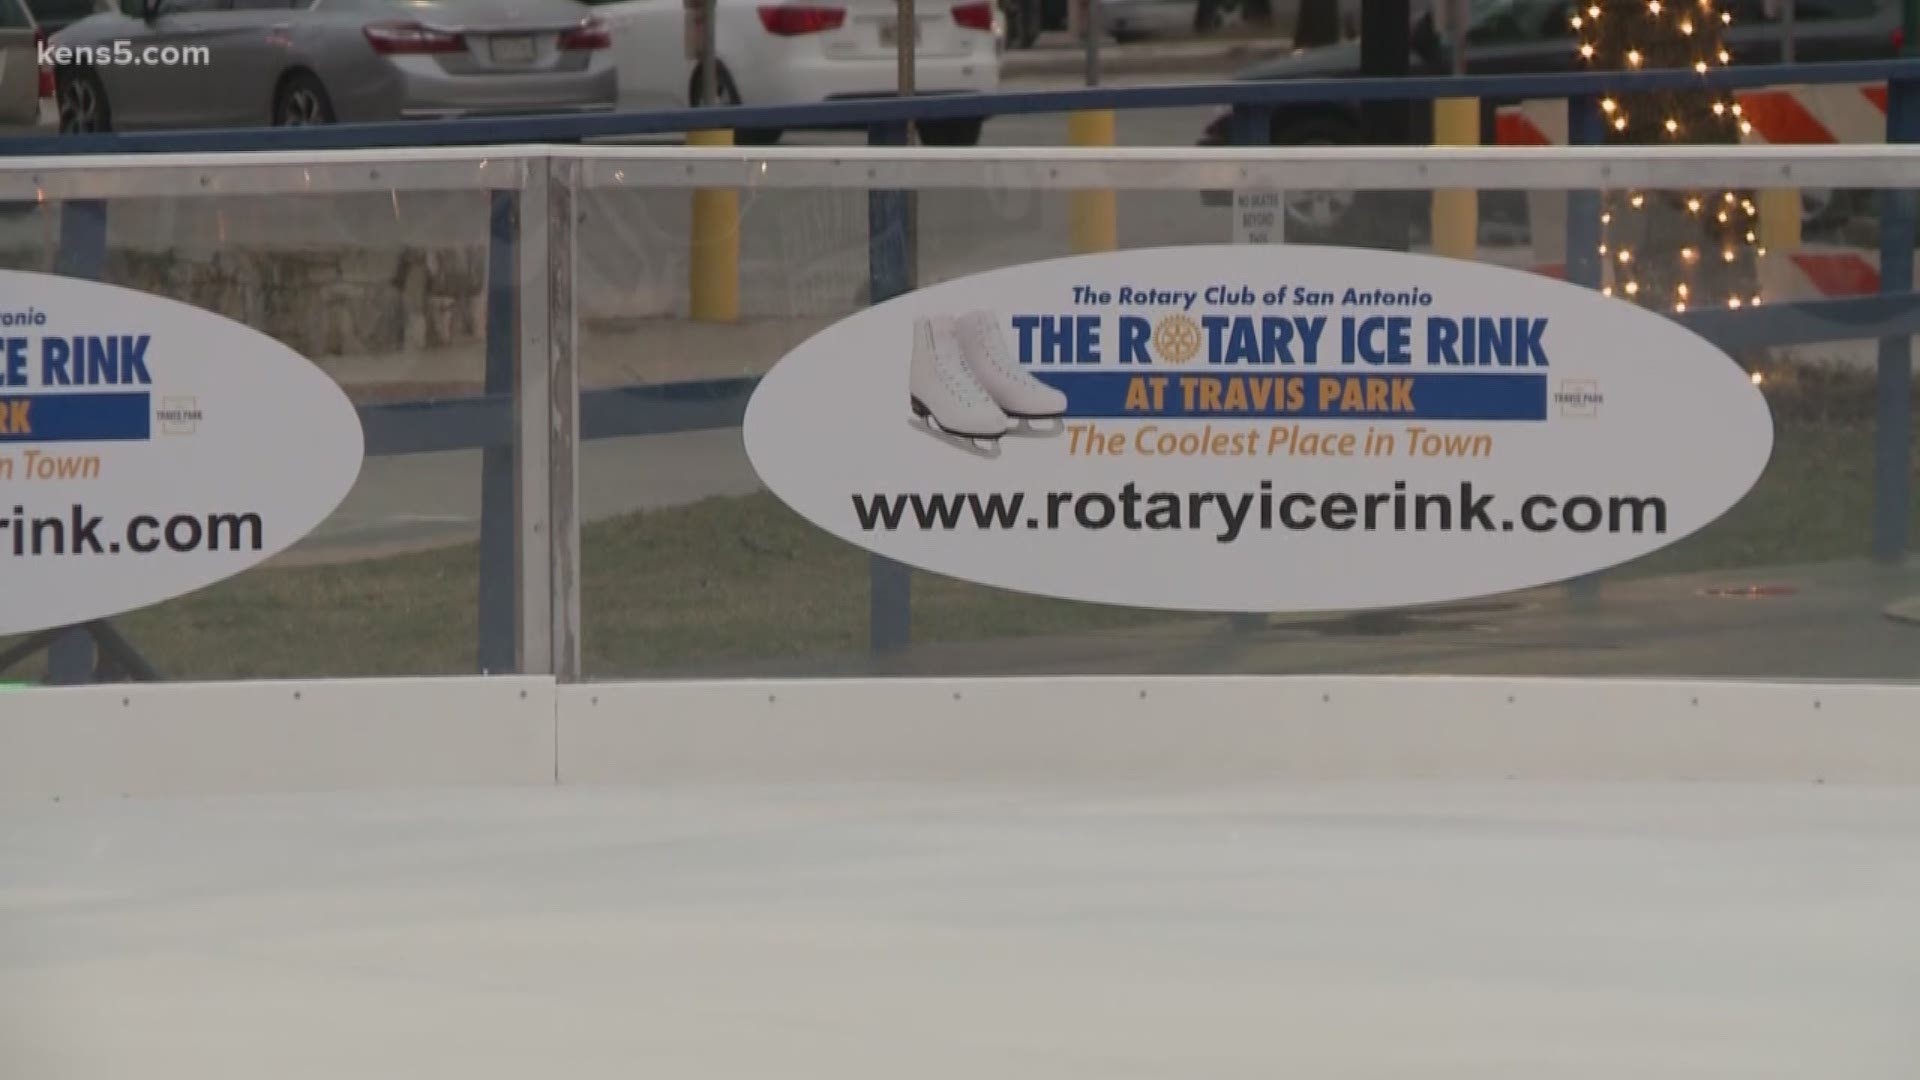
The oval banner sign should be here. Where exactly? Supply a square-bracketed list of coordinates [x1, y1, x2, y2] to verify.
[744, 245, 1775, 613]
[1, 269, 363, 634]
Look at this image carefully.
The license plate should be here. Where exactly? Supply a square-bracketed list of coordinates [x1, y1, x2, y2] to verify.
[877, 20, 919, 45]
[490, 34, 535, 63]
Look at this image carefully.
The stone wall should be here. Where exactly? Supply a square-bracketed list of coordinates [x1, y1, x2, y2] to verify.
[0, 183, 1058, 361]
[107, 247, 488, 358]
[0, 196, 493, 360]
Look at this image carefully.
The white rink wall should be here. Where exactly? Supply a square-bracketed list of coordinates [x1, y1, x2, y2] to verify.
[0, 677, 557, 800]
[4, 676, 1920, 800]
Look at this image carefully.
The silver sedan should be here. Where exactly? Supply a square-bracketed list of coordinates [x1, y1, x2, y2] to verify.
[49, 0, 617, 132]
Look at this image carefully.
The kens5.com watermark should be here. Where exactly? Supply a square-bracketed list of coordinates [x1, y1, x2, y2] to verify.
[39, 40, 212, 67]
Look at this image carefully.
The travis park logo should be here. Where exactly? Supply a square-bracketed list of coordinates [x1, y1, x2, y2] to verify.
[156, 396, 202, 436]
[1554, 379, 1605, 417]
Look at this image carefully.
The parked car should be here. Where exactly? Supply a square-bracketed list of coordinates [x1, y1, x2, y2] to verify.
[997, 0, 1063, 48]
[1100, 0, 1362, 42]
[1196, 0, 1905, 237]
[48, 0, 618, 133]
[0, 0, 58, 136]
[588, 0, 1001, 145]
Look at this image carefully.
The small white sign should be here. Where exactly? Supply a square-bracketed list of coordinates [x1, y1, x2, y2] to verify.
[0, 270, 364, 634]
[742, 244, 1774, 613]
[1232, 188, 1285, 245]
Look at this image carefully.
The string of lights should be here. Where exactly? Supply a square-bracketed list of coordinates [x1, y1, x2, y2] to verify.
[1575, 0, 1764, 312]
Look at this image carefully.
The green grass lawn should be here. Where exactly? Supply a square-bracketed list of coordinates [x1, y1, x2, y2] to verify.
[2, 420, 1915, 683]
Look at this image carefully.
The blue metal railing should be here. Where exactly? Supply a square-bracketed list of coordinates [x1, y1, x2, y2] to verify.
[9, 59, 1919, 680]
[2, 59, 1917, 154]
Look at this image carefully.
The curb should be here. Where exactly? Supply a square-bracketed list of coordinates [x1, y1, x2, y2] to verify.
[1885, 595, 1920, 626]
[1001, 42, 1284, 81]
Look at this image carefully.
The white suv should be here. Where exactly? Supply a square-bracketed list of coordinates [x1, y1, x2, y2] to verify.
[591, 0, 1000, 145]
[0, 0, 57, 135]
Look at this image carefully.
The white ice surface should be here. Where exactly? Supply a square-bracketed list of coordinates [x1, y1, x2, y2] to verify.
[4, 782, 1919, 1079]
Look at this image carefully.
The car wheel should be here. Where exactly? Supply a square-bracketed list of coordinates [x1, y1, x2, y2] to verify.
[57, 67, 111, 134]
[916, 117, 984, 147]
[273, 72, 336, 126]
[1799, 187, 1849, 233]
[689, 63, 782, 146]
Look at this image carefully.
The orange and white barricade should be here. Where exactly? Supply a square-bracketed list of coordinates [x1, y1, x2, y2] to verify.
[1494, 85, 1888, 304]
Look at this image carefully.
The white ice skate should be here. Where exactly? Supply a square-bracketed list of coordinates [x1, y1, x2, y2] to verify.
[909, 314, 1010, 458]
[954, 309, 1068, 437]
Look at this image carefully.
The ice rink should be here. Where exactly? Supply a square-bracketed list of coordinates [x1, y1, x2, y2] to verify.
[5, 780, 1919, 1079]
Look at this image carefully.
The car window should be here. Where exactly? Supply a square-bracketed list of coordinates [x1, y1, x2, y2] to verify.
[0, 0, 31, 29]
[1466, 0, 1569, 43]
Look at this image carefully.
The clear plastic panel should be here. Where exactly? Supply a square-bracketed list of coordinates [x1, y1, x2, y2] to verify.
[0, 185, 516, 682]
[575, 165, 1920, 682]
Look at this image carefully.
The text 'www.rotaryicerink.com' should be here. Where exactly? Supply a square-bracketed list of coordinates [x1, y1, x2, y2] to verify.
[850, 482, 1669, 544]
[2, 505, 265, 558]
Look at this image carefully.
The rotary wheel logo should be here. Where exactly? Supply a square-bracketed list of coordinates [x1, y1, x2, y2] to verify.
[1152, 313, 1202, 365]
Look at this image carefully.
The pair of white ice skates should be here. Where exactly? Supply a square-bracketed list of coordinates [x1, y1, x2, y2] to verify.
[909, 311, 1068, 458]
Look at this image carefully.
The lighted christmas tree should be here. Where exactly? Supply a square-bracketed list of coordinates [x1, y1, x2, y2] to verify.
[1575, 0, 1764, 313]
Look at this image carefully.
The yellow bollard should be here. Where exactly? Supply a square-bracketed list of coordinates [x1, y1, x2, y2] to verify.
[1757, 188, 1802, 253]
[1067, 110, 1118, 254]
[1430, 97, 1480, 261]
[688, 128, 739, 324]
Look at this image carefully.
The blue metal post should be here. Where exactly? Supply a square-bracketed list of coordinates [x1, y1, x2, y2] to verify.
[47, 201, 109, 685]
[477, 190, 518, 672]
[1872, 77, 1918, 563]
[1563, 96, 1606, 290]
[1227, 104, 1272, 633]
[1228, 104, 1270, 146]
[866, 120, 914, 655]
[1564, 95, 1608, 602]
